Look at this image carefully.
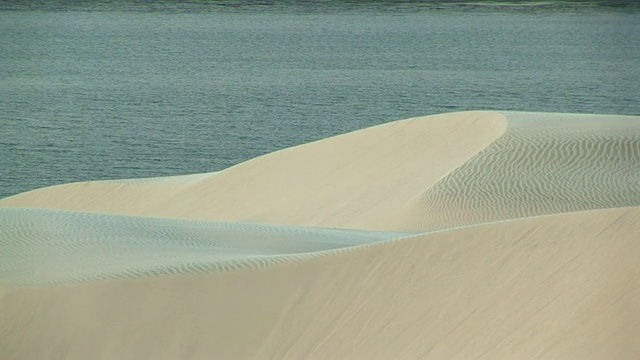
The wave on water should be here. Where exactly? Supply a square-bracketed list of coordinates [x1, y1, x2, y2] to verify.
[1, 0, 638, 13]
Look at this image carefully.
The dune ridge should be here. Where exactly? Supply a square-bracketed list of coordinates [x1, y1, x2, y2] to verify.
[0, 111, 507, 229]
[1, 110, 639, 359]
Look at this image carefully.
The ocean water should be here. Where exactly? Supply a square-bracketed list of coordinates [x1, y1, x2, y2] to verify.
[1, 1, 639, 199]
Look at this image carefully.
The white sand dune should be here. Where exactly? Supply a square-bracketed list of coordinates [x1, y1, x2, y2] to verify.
[1, 111, 639, 359]
[0, 111, 508, 229]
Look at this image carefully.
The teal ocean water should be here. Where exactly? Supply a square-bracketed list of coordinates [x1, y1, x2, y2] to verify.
[1, 1, 639, 198]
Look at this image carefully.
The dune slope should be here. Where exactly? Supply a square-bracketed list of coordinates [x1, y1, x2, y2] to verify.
[1, 206, 638, 359]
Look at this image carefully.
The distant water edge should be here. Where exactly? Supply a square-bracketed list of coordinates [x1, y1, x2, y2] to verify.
[2, 0, 640, 13]
[1, 1, 638, 198]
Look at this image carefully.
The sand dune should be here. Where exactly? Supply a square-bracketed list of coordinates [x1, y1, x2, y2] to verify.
[1, 207, 638, 359]
[1, 111, 639, 359]
[0, 111, 508, 229]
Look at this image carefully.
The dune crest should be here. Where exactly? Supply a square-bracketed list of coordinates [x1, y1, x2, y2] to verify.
[0, 111, 507, 229]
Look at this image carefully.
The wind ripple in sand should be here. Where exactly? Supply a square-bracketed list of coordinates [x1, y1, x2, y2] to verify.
[0, 207, 409, 285]
[408, 112, 640, 231]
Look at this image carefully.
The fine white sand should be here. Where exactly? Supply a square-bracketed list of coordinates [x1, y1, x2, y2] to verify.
[1, 111, 639, 359]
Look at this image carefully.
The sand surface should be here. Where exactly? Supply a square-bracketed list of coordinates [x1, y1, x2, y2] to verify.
[1, 111, 639, 359]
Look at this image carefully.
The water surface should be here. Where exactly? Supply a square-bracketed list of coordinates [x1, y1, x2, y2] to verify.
[1, 1, 638, 198]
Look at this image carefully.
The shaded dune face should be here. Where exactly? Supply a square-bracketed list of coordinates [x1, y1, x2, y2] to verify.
[0, 208, 407, 285]
[389, 112, 640, 231]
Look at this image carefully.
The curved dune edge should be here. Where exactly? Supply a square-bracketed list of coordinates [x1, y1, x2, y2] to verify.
[1, 206, 638, 359]
[0, 111, 508, 230]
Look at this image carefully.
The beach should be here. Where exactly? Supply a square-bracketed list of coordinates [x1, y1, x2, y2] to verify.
[1, 110, 639, 359]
